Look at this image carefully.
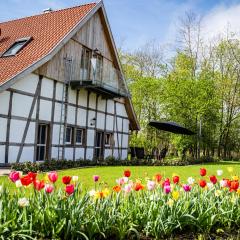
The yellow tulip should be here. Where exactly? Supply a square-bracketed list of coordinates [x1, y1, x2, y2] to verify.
[215, 190, 221, 197]
[227, 167, 233, 173]
[172, 191, 180, 201]
[232, 176, 239, 181]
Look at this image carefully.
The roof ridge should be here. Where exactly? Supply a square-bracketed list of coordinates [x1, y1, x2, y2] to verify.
[0, 2, 97, 25]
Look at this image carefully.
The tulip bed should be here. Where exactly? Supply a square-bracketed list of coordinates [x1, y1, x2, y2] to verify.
[1, 167, 240, 239]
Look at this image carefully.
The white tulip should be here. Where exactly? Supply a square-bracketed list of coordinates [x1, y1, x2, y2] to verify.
[207, 182, 214, 189]
[89, 189, 96, 197]
[18, 198, 29, 207]
[15, 180, 22, 188]
[72, 176, 79, 182]
[187, 177, 195, 185]
[217, 170, 223, 176]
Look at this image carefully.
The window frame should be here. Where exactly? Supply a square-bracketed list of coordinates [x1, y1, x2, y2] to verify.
[104, 133, 113, 147]
[75, 128, 85, 145]
[1, 37, 32, 57]
[65, 126, 73, 145]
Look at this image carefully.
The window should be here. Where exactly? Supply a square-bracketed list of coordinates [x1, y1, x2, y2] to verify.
[80, 47, 91, 80]
[1, 37, 32, 57]
[76, 128, 84, 145]
[65, 127, 73, 144]
[105, 133, 113, 146]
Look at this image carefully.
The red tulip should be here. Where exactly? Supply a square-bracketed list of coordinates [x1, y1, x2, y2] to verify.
[230, 181, 239, 191]
[27, 172, 37, 181]
[48, 171, 58, 183]
[134, 183, 144, 191]
[20, 175, 32, 186]
[124, 170, 131, 178]
[155, 174, 162, 183]
[210, 175, 217, 184]
[33, 180, 45, 191]
[9, 171, 20, 183]
[199, 179, 207, 188]
[65, 184, 75, 195]
[200, 168, 207, 176]
[62, 176, 71, 185]
[173, 176, 180, 184]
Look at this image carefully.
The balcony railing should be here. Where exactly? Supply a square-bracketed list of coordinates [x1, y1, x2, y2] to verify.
[64, 58, 130, 98]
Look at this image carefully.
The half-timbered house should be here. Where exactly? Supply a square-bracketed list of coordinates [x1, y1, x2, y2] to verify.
[0, 1, 139, 165]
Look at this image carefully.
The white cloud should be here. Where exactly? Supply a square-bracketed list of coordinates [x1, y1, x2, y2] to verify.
[202, 3, 240, 41]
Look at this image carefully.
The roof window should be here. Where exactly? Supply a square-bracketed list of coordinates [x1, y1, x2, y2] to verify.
[1, 37, 32, 57]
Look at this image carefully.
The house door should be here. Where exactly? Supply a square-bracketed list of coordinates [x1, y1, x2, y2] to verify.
[95, 131, 104, 160]
[36, 124, 50, 161]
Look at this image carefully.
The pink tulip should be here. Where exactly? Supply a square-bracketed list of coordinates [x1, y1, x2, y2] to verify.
[116, 177, 126, 185]
[48, 171, 58, 183]
[65, 184, 75, 195]
[9, 171, 20, 183]
[164, 185, 171, 194]
[183, 184, 191, 192]
[147, 181, 156, 191]
[93, 175, 100, 182]
[45, 184, 54, 194]
[123, 184, 132, 193]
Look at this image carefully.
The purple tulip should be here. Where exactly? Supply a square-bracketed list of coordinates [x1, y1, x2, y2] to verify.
[183, 184, 191, 192]
[93, 175, 100, 182]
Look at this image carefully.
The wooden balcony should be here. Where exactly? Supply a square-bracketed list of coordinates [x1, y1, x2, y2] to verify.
[65, 58, 129, 98]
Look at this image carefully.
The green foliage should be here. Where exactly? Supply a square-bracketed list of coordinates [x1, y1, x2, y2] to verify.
[0, 171, 240, 239]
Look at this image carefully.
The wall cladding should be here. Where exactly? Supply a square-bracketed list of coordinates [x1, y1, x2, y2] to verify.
[0, 74, 130, 163]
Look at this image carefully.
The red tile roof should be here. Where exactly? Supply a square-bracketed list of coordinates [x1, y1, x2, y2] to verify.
[0, 3, 97, 86]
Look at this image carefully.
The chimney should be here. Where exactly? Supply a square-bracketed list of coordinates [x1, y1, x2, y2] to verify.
[43, 8, 53, 13]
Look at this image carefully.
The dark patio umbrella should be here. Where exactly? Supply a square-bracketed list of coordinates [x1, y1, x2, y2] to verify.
[149, 120, 195, 135]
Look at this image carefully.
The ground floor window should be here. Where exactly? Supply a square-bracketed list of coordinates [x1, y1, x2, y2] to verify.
[65, 126, 73, 144]
[105, 133, 113, 147]
[76, 128, 85, 145]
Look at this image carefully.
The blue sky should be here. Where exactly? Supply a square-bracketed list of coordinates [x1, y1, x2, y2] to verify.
[1, 0, 240, 50]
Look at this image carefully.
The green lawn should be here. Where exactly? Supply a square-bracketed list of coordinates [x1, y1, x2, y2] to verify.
[1, 161, 240, 192]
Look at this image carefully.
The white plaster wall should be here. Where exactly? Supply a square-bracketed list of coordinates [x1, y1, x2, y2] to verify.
[39, 99, 52, 121]
[10, 120, 35, 143]
[0, 146, 5, 163]
[0, 91, 10, 115]
[78, 89, 88, 107]
[12, 94, 36, 118]
[77, 108, 86, 126]
[87, 129, 95, 147]
[12, 73, 38, 94]
[55, 82, 64, 101]
[41, 77, 53, 98]
[19, 147, 34, 162]
[98, 97, 106, 111]
[8, 146, 19, 163]
[122, 134, 129, 148]
[65, 148, 74, 160]
[67, 106, 75, 124]
[75, 148, 85, 160]
[107, 100, 114, 114]
[116, 102, 127, 117]
[116, 117, 123, 132]
[88, 110, 95, 127]
[52, 125, 61, 145]
[89, 93, 96, 109]
[122, 149, 128, 160]
[54, 103, 62, 122]
[104, 149, 112, 158]
[113, 149, 119, 159]
[106, 115, 114, 131]
[51, 147, 58, 159]
[123, 119, 129, 133]
[0, 118, 7, 142]
[86, 148, 93, 160]
[96, 112, 105, 129]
